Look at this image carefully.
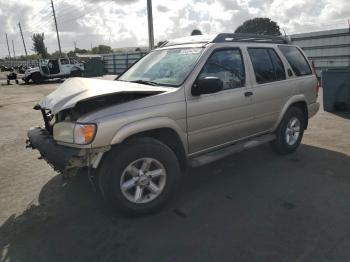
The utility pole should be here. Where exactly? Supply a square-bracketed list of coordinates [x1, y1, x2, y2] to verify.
[74, 41, 77, 50]
[12, 40, 16, 59]
[18, 22, 28, 58]
[50, 0, 62, 56]
[282, 28, 287, 37]
[147, 0, 154, 50]
[5, 33, 11, 59]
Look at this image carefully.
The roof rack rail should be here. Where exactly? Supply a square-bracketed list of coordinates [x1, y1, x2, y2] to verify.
[212, 33, 289, 44]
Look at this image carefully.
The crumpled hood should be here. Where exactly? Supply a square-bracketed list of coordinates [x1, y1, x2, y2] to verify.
[38, 77, 171, 114]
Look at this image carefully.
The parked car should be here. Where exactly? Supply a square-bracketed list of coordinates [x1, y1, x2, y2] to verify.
[22, 58, 84, 84]
[7, 68, 19, 85]
[26, 33, 319, 215]
[1, 66, 10, 72]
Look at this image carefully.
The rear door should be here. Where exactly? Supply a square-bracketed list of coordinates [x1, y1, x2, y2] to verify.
[246, 46, 293, 133]
[186, 47, 255, 154]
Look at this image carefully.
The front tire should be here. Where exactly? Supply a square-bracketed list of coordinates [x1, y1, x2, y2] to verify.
[271, 107, 305, 154]
[99, 137, 182, 215]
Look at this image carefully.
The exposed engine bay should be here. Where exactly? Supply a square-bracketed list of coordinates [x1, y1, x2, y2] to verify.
[35, 92, 160, 134]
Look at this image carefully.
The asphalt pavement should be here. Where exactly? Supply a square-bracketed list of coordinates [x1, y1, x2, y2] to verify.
[0, 78, 349, 262]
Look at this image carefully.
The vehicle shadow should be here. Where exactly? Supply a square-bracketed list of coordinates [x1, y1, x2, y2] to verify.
[1, 144, 350, 262]
[19, 79, 65, 86]
[330, 109, 350, 120]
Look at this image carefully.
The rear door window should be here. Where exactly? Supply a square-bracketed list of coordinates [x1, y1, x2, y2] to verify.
[278, 45, 312, 76]
[248, 48, 286, 84]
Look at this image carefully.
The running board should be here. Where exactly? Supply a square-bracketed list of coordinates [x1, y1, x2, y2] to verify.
[188, 134, 276, 167]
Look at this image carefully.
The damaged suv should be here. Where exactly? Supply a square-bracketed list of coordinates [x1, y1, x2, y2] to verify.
[27, 34, 319, 214]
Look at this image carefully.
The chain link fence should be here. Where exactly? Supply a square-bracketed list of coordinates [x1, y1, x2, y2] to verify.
[0, 60, 39, 68]
[102, 52, 148, 74]
[1, 51, 149, 74]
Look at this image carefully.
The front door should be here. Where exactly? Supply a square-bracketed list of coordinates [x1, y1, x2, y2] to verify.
[186, 48, 255, 154]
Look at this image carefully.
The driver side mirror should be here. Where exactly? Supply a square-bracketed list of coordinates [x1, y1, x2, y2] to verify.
[192, 77, 223, 96]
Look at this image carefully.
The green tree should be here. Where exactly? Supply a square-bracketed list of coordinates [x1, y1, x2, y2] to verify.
[32, 33, 49, 58]
[235, 18, 281, 35]
[66, 48, 89, 58]
[91, 45, 113, 54]
[75, 48, 89, 54]
[191, 29, 202, 36]
[50, 50, 66, 58]
[18, 54, 40, 60]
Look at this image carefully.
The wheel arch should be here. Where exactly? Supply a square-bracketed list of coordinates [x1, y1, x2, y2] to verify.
[110, 118, 188, 172]
[274, 95, 309, 131]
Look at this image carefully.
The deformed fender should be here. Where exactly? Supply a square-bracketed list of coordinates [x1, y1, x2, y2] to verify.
[272, 94, 308, 131]
[110, 117, 188, 154]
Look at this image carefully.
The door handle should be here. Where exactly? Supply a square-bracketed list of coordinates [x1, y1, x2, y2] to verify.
[244, 91, 253, 97]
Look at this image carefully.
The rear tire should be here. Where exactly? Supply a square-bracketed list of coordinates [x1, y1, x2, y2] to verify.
[271, 107, 305, 154]
[31, 73, 43, 84]
[99, 137, 182, 215]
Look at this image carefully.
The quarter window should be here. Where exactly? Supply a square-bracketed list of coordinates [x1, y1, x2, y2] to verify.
[198, 49, 245, 90]
[248, 48, 286, 84]
[278, 45, 312, 76]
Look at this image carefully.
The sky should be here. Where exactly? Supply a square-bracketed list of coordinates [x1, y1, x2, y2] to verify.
[0, 0, 349, 57]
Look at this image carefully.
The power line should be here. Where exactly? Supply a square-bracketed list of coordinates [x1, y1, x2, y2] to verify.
[56, 0, 115, 25]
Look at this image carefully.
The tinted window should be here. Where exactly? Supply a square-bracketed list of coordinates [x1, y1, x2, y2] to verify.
[248, 48, 286, 84]
[269, 49, 286, 81]
[278, 45, 312, 76]
[198, 49, 245, 90]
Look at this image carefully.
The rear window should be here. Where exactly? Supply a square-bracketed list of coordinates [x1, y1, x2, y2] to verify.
[278, 45, 312, 76]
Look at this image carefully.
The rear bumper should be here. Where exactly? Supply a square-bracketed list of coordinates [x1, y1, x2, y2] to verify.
[308, 102, 320, 118]
[26, 127, 84, 172]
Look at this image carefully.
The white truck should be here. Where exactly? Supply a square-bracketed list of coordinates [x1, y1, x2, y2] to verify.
[23, 58, 84, 84]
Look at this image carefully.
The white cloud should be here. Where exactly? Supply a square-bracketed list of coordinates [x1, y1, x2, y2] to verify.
[0, 0, 349, 57]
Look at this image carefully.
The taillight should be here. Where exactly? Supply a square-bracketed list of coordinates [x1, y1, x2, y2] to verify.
[311, 60, 320, 97]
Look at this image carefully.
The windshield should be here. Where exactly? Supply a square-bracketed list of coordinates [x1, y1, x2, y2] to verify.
[118, 47, 203, 87]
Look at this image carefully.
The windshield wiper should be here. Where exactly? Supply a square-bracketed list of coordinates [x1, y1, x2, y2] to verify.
[131, 80, 159, 86]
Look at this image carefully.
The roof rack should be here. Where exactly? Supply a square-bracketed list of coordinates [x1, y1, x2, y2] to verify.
[212, 33, 289, 44]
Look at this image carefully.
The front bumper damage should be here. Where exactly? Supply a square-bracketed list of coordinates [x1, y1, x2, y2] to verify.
[26, 127, 109, 181]
[27, 127, 82, 173]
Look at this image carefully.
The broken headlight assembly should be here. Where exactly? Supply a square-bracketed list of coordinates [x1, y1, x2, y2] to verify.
[53, 122, 97, 145]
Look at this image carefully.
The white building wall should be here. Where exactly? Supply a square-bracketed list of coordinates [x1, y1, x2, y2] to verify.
[291, 28, 350, 75]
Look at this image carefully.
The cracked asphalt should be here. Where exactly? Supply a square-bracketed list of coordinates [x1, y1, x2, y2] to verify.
[0, 77, 349, 262]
